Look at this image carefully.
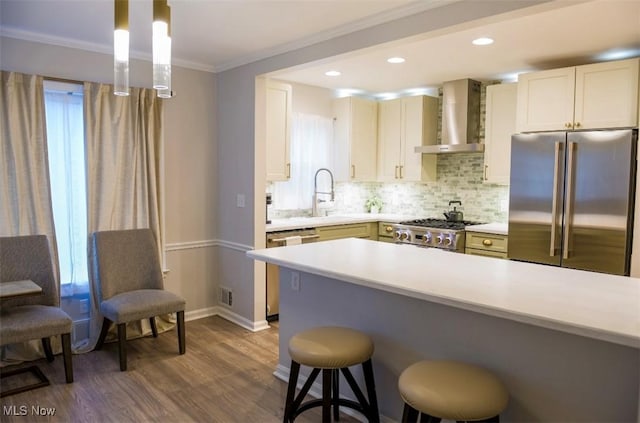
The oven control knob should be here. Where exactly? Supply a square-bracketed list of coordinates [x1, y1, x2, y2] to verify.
[424, 232, 432, 244]
[399, 232, 409, 241]
[436, 234, 444, 245]
[443, 236, 453, 246]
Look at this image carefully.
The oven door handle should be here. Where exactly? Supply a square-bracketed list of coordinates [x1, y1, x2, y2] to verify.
[268, 234, 319, 243]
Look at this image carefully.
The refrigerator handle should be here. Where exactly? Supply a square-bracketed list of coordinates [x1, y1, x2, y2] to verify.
[550, 141, 562, 257]
[563, 141, 576, 260]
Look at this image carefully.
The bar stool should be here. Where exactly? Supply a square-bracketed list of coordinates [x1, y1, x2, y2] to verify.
[398, 360, 508, 422]
[283, 326, 380, 423]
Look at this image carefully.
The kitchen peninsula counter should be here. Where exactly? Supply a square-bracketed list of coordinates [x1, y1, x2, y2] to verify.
[248, 238, 640, 421]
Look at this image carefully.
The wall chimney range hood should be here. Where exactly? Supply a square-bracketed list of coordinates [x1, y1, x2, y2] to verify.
[415, 78, 484, 154]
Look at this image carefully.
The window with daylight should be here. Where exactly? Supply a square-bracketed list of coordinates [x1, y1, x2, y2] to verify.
[272, 112, 334, 210]
[43, 80, 88, 293]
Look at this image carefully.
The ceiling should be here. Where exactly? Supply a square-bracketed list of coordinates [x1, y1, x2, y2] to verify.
[0, 0, 442, 71]
[1, 0, 639, 96]
[271, 0, 640, 97]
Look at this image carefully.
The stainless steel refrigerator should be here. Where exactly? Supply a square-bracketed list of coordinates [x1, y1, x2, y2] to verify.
[508, 129, 637, 276]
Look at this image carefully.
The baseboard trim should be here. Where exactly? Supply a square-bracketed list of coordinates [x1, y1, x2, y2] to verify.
[184, 306, 218, 322]
[214, 307, 270, 332]
[273, 364, 393, 423]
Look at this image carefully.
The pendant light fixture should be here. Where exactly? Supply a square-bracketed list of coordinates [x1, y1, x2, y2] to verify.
[153, 0, 171, 93]
[113, 0, 129, 96]
[113, 0, 173, 97]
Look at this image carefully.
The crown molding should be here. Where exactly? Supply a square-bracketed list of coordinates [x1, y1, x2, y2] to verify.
[1, 0, 456, 74]
[0, 26, 217, 73]
[214, 0, 459, 72]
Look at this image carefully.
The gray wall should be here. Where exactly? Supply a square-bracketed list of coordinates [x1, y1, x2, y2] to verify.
[0, 36, 219, 316]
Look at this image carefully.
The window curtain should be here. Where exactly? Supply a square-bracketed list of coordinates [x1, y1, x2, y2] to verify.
[0, 71, 61, 362]
[273, 112, 333, 210]
[83, 82, 168, 350]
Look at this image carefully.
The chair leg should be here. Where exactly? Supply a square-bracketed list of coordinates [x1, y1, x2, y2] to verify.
[117, 323, 127, 371]
[177, 310, 186, 354]
[283, 361, 300, 423]
[402, 403, 419, 423]
[95, 318, 112, 350]
[41, 337, 54, 362]
[421, 414, 441, 423]
[322, 369, 332, 423]
[332, 368, 340, 421]
[150, 317, 158, 337]
[61, 333, 73, 383]
[362, 358, 380, 423]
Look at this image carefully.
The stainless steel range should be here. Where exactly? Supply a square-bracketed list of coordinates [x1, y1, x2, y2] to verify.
[393, 219, 483, 252]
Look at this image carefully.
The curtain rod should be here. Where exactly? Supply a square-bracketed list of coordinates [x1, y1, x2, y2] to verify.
[44, 76, 84, 85]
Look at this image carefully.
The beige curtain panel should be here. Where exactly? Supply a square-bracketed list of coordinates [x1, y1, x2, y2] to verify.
[0, 71, 59, 277]
[83, 82, 164, 246]
[83, 82, 169, 349]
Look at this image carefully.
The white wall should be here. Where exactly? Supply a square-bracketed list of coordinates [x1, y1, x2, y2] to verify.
[216, 0, 554, 325]
[0, 37, 219, 318]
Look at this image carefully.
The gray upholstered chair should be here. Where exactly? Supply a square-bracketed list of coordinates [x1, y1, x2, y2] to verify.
[0, 235, 74, 385]
[90, 228, 186, 371]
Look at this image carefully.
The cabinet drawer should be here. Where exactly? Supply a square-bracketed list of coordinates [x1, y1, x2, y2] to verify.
[378, 222, 395, 237]
[316, 223, 375, 241]
[465, 248, 508, 259]
[465, 232, 508, 253]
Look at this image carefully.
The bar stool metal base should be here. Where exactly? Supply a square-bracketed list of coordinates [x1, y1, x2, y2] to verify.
[283, 359, 379, 423]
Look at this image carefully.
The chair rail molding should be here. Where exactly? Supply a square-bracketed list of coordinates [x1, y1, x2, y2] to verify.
[165, 239, 252, 253]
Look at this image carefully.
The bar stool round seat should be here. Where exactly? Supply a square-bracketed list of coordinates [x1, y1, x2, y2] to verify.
[284, 326, 379, 423]
[288, 326, 374, 368]
[398, 360, 508, 422]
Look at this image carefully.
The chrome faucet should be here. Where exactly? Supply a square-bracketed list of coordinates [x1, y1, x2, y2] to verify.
[312, 168, 335, 217]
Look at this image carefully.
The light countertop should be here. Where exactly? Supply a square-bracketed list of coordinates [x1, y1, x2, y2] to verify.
[266, 213, 413, 232]
[247, 238, 640, 348]
[465, 222, 508, 235]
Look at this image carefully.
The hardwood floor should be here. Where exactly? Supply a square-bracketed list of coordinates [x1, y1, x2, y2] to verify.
[0, 316, 360, 422]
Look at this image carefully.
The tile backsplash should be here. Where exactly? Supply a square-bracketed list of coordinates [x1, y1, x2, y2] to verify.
[270, 153, 509, 223]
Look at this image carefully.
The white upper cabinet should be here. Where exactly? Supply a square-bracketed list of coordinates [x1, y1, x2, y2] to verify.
[484, 83, 517, 185]
[377, 95, 438, 182]
[574, 59, 639, 129]
[332, 96, 378, 182]
[516, 58, 639, 132]
[265, 81, 292, 181]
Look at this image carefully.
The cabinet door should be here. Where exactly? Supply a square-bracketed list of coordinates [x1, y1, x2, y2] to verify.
[484, 83, 517, 185]
[350, 97, 378, 181]
[316, 222, 374, 241]
[516, 67, 575, 132]
[402, 95, 437, 182]
[377, 98, 402, 181]
[266, 81, 292, 181]
[574, 58, 639, 129]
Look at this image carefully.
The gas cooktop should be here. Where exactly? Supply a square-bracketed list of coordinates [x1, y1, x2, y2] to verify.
[393, 219, 485, 251]
[398, 218, 483, 231]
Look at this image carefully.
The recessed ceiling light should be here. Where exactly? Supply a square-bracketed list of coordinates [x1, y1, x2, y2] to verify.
[472, 37, 494, 46]
[325, 70, 341, 77]
[387, 57, 406, 64]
